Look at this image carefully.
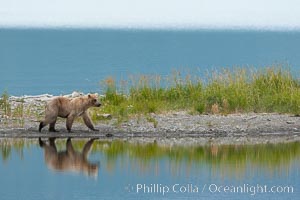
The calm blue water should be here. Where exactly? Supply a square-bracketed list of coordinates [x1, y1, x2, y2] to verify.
[0, 139, 299, 200]
[1, 29, 300, 95]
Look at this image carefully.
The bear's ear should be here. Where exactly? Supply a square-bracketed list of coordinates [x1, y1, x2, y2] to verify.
[88, 94, 91, 98]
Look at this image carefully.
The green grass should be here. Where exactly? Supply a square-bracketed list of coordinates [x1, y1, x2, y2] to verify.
[0, 91, 11, 116]
[2, 66, 300, 125]
[0, 92, 27, 125]
[94, 66, 300, 122]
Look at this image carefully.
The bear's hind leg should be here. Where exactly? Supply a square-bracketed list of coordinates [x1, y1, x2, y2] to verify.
[39, 122, 46, 132]
[38, 137, 45, 147]
[49, 119, 59, 132]
[66, 138, 75, 156]
[39, 116, 57, 132]
[49, 137, 57, 152]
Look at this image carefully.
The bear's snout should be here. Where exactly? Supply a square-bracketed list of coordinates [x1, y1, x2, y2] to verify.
[95, 102, 101, 107]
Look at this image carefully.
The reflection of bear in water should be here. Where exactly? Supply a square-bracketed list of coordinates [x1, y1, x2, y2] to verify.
[39, 137, 99, 177]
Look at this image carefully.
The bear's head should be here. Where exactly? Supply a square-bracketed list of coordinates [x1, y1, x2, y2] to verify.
[88, 94, 101, 107]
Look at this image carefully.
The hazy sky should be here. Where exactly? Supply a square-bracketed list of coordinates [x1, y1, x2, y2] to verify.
[1, 0, 299, 29]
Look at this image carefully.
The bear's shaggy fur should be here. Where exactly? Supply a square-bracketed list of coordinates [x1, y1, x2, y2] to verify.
[39, 94, 101, 132]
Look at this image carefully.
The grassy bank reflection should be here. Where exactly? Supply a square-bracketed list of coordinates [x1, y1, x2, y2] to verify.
[1, 139, 299, 178]
[77, 140, 300, 177]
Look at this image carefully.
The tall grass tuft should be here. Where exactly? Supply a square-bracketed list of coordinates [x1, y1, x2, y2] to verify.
[0, 91, 11, 116]
[96, 66, 300, 120]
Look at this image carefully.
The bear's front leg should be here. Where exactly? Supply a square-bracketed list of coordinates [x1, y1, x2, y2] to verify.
[66, 114, 76, 133]
[82, 112, 99, 131]
[82, 138, 96, 157]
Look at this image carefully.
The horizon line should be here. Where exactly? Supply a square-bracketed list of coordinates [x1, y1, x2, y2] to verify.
[1, 24, 300, 32]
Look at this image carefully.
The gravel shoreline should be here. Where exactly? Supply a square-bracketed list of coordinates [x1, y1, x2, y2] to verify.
[1, 93, 300, 145]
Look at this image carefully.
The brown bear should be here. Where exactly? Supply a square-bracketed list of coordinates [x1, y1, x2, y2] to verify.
[39, 94, 101, 132]
[39, 137, 99, 177]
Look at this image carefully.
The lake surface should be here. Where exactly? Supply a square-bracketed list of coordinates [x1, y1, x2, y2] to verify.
[1, 29, 300, 95]
[0, 138, 299, 200]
